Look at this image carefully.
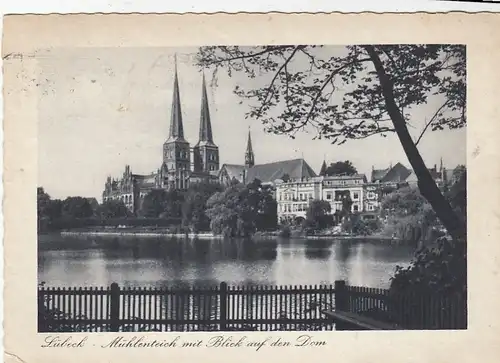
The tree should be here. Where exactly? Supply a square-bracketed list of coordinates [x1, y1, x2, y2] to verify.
[182, 181, 223, 232]
[305, 200, 332, 231]
[97, 200, 130, 219]
[196, 45, 466, 243]
[61, 197, 94, 219]
[141, 189, 185, 219]
[140, 190, 169, 218]
[160, 189, 185, 220]
[205, 183, 249, 237]
[324, 160, 357, 176]
[381, 186, 437, 244]
[205, 180, 277, 237]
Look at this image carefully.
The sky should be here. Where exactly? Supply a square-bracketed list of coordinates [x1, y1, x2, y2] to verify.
[37, 46, 466, 200]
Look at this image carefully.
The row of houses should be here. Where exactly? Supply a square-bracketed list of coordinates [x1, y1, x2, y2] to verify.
[274, 161, 452, 224]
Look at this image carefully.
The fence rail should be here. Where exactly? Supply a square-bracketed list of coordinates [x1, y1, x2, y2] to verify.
[38, 280, 467, 332]
[38, 282, 336, 332]
[334, 281, 467, 330]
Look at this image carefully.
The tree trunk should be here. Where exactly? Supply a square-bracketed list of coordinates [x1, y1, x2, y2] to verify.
[364, 45, 466, 243]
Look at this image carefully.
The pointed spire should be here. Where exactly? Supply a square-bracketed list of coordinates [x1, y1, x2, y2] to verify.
[198, 73, 214, 143]
[439, 157, 443, 172]
[168, 54, 185, 140]
[320, 160, 327, 176]
[245, 127, 255, 168]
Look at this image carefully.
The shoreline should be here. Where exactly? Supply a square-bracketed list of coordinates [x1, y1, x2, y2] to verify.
[57, 230, 396, 241]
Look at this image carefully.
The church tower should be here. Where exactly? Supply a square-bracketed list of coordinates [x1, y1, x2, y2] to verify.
[245, 129, 255, 168]
[162, 56, 191, 189]
[193, 74, 219, 173]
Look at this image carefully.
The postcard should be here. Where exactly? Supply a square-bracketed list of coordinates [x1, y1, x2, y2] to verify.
[3, 12, 500, 363]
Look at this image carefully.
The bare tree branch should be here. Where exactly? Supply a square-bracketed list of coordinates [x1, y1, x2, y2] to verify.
[415, 100, 450, 146]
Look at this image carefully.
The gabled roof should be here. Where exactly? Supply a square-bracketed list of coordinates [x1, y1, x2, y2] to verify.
[372, 162, 411, 183]
[371, 167, 390, 182]
[219, 164, 247, 182]
[246, 158, 317, 184]
[381, 162, 412, 183]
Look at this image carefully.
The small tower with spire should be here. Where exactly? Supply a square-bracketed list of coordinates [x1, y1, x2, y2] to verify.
[245, 128, 255, 168]
[193, 73, 219, 173]
[319, 159, 327, 176]
[162, 54, 191, 189]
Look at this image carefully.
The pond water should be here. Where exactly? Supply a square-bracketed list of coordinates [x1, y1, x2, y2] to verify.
[38, 234, 415, 289]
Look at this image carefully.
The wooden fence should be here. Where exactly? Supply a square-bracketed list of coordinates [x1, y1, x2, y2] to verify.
[38, 282, 336, 332]
[38, 281, 467, 332]
[334, 281, 467, 330]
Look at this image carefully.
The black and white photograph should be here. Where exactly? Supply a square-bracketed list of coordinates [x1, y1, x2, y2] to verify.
[36, 43, 467, 333]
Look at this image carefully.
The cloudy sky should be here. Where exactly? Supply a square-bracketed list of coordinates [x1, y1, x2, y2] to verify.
[37, 46, 466, 200]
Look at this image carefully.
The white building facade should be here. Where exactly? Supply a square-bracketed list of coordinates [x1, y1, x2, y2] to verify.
[276, 174, 371, 223]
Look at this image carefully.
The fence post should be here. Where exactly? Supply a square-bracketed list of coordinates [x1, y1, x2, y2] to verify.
[38, 289, 47, 332]
[110, 282, 120, 332]
[334, 280, 348, 331]
[219, 282, 227, 331]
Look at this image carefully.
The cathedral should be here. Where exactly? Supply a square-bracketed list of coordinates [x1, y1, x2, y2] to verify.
[102, 62, 220, 214]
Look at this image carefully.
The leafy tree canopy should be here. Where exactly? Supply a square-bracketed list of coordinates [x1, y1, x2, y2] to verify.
[196, 44, 466, 242]
[197, 45, 465, 143]
[97, 199, 130, 219]
[324, 160, 358, 176]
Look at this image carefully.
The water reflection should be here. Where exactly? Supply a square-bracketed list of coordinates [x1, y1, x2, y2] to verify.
[38, 235, 414, 289]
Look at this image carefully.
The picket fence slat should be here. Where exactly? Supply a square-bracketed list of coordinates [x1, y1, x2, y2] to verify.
[38, 280, 466, 332]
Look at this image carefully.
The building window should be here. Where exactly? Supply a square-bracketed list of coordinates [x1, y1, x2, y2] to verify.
[353, 192, 359, 200]
[353, 204, 359, 212]
[326, 192, 332, 200]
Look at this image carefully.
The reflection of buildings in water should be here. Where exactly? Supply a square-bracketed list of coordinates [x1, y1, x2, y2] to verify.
[38, 249, 111, 287]
[304, 240, 332, 260]
[348, 243, 378, 287]
[335, 241, 352, 263]
[331, 242, 351, 281]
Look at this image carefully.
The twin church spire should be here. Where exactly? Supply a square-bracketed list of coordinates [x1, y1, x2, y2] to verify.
[164, 55, 219, 174]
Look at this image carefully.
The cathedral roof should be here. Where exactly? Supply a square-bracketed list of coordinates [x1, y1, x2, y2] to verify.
[220, 164, 247, 182]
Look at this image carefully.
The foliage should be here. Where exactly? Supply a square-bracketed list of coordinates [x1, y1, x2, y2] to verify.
[61, 197, 94, 219]
[381, 186, 434, 219]
[140, 189, 185, 219]
[38, 187, 95, 232]
[181, 181, 223, 232]
[197, 45, 464, 141]
[305, 200, 332, 231]
[390, 171, 467, 294]
[380, 186, 437, 244]
[390, 237, 466, 295]
[205, 179, 277, 237]
[96, 199, 130, 219]
[196, 44, 466, 243]
[445, 165, 466, 225]
[342, 214, 381, 235]
[324, 160, 358, 176]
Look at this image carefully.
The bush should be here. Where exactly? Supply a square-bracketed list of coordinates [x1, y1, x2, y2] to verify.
[390, 237, 466, 295]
